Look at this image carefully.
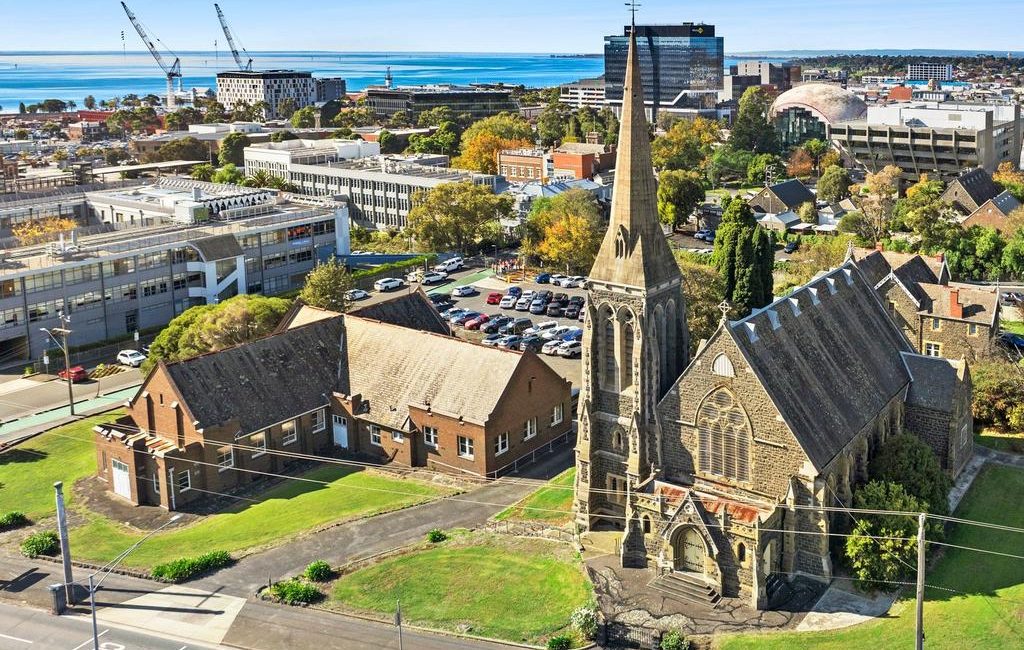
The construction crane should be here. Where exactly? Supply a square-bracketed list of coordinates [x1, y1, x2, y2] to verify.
[214, 3, 253, 72]
[120, 1, 181, 108]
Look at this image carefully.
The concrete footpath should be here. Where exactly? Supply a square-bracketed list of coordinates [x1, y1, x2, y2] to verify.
[0, 381, 140, 447]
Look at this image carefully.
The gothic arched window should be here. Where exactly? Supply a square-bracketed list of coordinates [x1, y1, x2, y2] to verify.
[621, 320, 635, 389]
[602, 313, 617, 389]
[696, 388, 751, 482]
[615, 225, 629, 258]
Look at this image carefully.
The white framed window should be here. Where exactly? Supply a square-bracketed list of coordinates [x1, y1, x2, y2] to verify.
[392, 430, 405, 443]
[251, 432, 267, 458]
[930, 317, 942, 331]
[523, 417, 537, 440]
[312, 409, 326, 433]
[495, 432, 509, 456]
[457, 435, 475, 460]
[282, 422, 298, 446]
[551, 403, 564, 426]
[968, 323, 978, 336]
[177, 469, 191, 492]
[423, 426, 438, 448]
[217, 446, 234, 471]
[369, 424, 382, 446]
[924, 341, 942, 357]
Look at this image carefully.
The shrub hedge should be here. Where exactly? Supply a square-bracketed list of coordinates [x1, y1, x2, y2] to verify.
[150, 550, 233, 582]
[0, 511, 30, 532]
[268, 578, 323, 605]
[20, 531, 59, 558]
[546, 635, 572, 650]
[303, 560, 333, 582]
[426, 528, 448, 543]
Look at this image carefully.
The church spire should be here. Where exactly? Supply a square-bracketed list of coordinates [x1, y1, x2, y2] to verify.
[588, 23, 680, 290]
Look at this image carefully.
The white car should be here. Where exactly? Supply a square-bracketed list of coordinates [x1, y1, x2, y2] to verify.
[116, 349, 147, 367]
[345, 289, 369, 301]
[420, 271, 448, 285]
[499, 295, 518, 309]
[433, 257, 464, 273]
[549, 274, 567, 285]
[452, 285, 477, 297]
[515, 296, 532, 311]
[557, 341, 582, 357]
[374, 277, 404, 292]
[564, 276, 587, 288]
[524, 320, 558, 336]
[541, 325, 573, 341]
[541, 339, 565, 355]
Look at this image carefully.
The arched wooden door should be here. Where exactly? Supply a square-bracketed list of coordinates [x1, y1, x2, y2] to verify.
[673, 527, 706, 573]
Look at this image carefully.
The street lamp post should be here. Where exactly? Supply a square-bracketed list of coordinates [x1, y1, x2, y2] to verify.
[85, 513, 182, 650]
[40, 310, 74, 416]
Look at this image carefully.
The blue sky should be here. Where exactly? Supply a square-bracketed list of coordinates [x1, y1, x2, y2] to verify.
[4, 0, 1022, 53]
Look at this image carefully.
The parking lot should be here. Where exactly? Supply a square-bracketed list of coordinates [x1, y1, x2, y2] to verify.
[355, 265, 585, 388]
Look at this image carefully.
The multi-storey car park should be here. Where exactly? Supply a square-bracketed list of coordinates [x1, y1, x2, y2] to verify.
[0, 179, 349, 362]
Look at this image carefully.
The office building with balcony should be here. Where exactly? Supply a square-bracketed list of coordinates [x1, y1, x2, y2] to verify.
[828, 102, 1023, 180]
[604, 24, 723, 121]
[216, 71, 318, 120]
[243, 139, 380, 179]
[364, 85, 519, 122]
[907, 63, 954, 82]
[559, 77, 607, 109]
[0, 179, 349, 361]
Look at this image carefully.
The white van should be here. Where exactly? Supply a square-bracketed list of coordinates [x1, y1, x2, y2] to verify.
[433, 257, 464, 273]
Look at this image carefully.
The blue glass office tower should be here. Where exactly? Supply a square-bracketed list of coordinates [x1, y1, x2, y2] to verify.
[605, 24, 724, 119]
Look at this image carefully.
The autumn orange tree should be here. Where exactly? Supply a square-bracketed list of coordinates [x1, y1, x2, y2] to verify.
[456, 132, 532, 175]
[527, 189, 603, 273]
[12, 217, 78, 246]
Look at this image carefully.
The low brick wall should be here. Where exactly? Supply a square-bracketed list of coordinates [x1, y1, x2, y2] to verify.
[482, 519, 575, 544]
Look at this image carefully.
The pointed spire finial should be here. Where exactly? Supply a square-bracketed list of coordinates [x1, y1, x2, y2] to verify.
[625, 2, 641, 29]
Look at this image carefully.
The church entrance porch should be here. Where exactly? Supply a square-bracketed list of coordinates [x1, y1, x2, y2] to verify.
[672, 527, 706, 574]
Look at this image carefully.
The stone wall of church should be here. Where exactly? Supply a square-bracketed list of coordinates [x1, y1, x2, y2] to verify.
[917, 315, 994, 362]
[906, 404, 955, 467]
[879, 280, 921, 347]
[657, 329, 809, 502]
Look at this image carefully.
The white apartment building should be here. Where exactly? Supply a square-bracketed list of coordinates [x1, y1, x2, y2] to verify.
[906, 63, 954, 82]
[244, 139, 380, 178]
[216, 71, 316, 120]
[559, 77, 607, 109]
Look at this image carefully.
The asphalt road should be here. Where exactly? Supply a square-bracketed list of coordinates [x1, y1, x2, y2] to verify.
[0, 368, 142, 422]
[0, 600, 216, 650]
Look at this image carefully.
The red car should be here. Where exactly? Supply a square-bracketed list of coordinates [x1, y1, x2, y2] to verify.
[465, 314, 491, 330]
[486, 292, 504, 305]
[58, 366, 88, 382]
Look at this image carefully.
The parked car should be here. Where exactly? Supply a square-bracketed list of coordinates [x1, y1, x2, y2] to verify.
[345, 289, 370, 301]
[546, 303, 564, 317]
[552, 275, 576, 287]
[482, 316, 513, 334]
[529, 299, 548, 314]
[433, 256, 464, 273]
[465, 313, 492, 330]
[542, 325, 573, 341]
[524, 320, 558, 336]
[535, 290, 552, 302]
[552, 293, 569, 306]
[521, 290, 536, 301]
[535, 273, 551, 284]
[518, 335, 545, 352]
[58, 365, 89, 382]
[541, 339, 565, 355]
[427, 292, 451, 305]
[452, 285, 477, 297]
[500, 317, 533, 335]
[564, 276, 587, 288]
[561, 327, 583, 342]
[564, 303, 582, 319]
[784, 241, 799, 254]
[695, 229, 713, 241]
[499, 295, 518, 309]
[421, 271, 448, 285]
[374, 277, 404, 292]
[557, 340, 582, 357]
[515, 296, 532, 311]
[577, 309, 586, 322]
[116, 349, 147, 368]
[568, 295, 585, 307]
[506, 286, 523, 298]
[497, 335, 523, 349]
[440, 307, 469, 320]
[486, 292, 504, 305]
[998, 332, 1024, 351]
[481, 333, 505, 347]
[549, 274, 567, 286]
[452, 311, 482, 325]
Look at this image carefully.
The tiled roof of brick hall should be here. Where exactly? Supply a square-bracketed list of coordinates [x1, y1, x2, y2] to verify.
[724, 262, 916, 470]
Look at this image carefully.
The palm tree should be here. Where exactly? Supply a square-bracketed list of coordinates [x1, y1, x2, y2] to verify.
[242, 170, 276, 188]
[190, 163, 215, 182]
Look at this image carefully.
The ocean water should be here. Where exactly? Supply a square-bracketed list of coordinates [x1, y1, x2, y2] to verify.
[0, 50, 773, 108]
[0, 51, 607, 108]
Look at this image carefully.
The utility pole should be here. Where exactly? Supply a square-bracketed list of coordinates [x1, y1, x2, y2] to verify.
[915, 512, 926, 650]
[41, 311, 75, 416]
[54, 482, 74, 603]
[395, 599, 404, 650]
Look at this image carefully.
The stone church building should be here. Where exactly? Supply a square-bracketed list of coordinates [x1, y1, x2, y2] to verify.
[574, 27, 974, 610]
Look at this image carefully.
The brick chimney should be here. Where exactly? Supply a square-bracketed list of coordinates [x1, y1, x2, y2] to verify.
[935, 252, 945, 262]
[875, 242, 885, 252]
[949, 288, 963, 319]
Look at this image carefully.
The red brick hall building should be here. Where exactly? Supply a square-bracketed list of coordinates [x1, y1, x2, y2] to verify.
[94, 294, 572, 510]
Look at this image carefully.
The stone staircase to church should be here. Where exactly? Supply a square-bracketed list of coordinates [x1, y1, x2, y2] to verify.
[649, 572, 721, 608]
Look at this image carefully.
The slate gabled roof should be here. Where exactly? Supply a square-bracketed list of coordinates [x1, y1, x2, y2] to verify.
[349, 290, 450, 336]
[164, 317, 347, 434]
[724, 262, 914, 470]
[943, 168, 1001, 213]
[768, 179, 815, 210]
[902, 353, 963, 413]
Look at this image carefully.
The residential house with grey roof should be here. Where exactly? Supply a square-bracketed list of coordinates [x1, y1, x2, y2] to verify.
[941, 167, 1003, 215]
[747, 179, 815, 215]
[94, 293, 572, 510]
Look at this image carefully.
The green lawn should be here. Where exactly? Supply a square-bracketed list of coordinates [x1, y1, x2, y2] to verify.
[975, 428, 1024, 454]
[1000, 320, 1024, 335]
[0, 412, 118, 519]
[69, 465, 448, 568]
[331, 535, 591, 644]
[495, 467, 575, 523]
[717, 464, 1024, 649]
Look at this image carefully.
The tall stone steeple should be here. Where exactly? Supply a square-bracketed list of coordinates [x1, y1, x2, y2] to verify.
[574, 21, 690, 556]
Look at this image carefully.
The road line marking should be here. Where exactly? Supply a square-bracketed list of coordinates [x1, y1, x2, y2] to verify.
[69, 629, 107, 650]
[0, 631, 33, 644]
